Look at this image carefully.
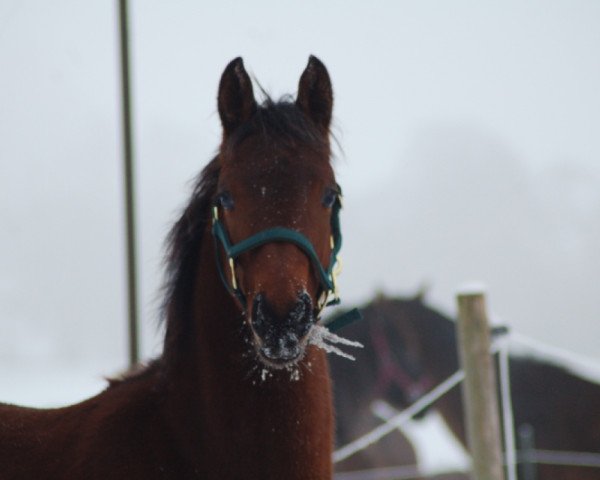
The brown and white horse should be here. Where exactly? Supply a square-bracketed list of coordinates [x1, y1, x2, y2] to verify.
[331, 293, 600, 480]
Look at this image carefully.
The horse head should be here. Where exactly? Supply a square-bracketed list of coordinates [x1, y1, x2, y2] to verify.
[213, 56, 339, 369]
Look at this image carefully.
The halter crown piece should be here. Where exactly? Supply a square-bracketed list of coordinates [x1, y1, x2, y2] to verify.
[211, 191, 343, 314]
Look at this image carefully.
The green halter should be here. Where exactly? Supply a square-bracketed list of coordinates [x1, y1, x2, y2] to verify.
[211, 193, 342, 309]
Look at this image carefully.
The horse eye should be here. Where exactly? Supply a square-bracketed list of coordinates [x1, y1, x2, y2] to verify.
[217, 191, 235, 210]
[322, 188, 338, 208]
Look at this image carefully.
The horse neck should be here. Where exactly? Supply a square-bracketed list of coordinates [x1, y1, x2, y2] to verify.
[416, 315, 468, 445]
[416, 314, 459, 382]
[161, 226, 334, 477]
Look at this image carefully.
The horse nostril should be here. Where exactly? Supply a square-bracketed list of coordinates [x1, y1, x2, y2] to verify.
[290, 293, 314, 338]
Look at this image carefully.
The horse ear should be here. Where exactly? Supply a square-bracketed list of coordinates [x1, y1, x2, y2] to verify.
[413, 282, 432, 303]
[296, 55, 333, 132]
[218, 57, 257, 135]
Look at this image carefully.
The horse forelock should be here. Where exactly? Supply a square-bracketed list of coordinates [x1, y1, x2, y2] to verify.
[223, 96, 331, 157]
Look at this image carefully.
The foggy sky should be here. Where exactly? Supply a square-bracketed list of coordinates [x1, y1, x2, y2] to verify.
[0, 0, 599, 406]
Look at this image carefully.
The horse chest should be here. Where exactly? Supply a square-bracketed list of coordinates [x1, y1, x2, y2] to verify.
[185, 357, 333, 478]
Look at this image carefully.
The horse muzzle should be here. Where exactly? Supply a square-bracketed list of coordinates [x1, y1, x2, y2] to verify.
[250, 292, 314, 367]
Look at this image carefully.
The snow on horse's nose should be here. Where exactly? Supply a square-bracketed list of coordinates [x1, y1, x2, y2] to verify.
[250, 292, 314, 366]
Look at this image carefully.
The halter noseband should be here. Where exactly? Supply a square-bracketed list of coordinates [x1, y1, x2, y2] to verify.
[211, 193, 343, 313]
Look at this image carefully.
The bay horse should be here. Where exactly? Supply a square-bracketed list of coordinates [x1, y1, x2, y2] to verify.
[330, 293, 600, 480]
[0, 56, 344, 479]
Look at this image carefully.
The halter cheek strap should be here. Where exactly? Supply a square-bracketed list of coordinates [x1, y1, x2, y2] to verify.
[211, 195, 343, 313]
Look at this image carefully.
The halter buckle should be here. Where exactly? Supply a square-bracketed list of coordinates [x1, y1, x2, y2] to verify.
[228, 257, 238, 290]
[331, 255, 343, 302]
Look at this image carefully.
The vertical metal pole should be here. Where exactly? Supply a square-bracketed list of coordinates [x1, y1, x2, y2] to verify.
[118, 0, 139, 366]
[457, 292, 505, 480]
[498, 339, 518, 480]
[518, 424, 537, 480]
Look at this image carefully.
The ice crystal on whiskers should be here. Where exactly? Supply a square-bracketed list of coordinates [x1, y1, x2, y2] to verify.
[307, 325, 363, 360]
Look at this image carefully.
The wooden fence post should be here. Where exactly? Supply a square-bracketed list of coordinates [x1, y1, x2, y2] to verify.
[456, 290, 505, 480]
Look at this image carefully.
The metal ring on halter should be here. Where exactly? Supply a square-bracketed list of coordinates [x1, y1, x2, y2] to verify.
[228, 258, 238, 290]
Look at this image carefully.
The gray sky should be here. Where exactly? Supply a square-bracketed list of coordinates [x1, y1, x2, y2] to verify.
[1, 0, 599, 405]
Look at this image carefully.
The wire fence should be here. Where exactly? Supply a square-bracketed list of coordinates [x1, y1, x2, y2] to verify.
[333, 369, 466, 463]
